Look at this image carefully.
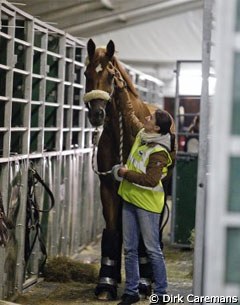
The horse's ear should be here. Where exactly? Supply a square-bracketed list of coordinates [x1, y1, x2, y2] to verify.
[106, 40, 115, 59]
[87, 38, 96, 60]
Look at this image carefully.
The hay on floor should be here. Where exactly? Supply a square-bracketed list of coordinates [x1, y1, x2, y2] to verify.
[43, 256, 99, 283]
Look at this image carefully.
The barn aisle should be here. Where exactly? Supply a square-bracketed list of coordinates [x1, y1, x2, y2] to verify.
[10, 238, 192, 305]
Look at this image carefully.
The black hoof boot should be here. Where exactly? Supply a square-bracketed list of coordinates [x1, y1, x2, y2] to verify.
[139, 283, 152, 298]
[95, 283, 117, 301]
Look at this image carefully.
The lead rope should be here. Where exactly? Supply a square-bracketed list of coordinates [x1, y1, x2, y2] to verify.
[119, 112, 123, 165]
[91, 111, 123, 175]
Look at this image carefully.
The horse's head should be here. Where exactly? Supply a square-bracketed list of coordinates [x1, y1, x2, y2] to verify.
[83, 39, 117, 127]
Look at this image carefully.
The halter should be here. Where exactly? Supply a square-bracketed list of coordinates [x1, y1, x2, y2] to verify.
[84, 65, 126, 176]
[83, 64, 126, 106]
[83, 89, 111, 104]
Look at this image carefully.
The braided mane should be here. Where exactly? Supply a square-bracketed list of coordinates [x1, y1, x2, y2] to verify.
[112, 57, 139, 99]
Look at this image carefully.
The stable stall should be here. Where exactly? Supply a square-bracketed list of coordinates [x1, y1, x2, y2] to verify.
[0, 1, 165, 300]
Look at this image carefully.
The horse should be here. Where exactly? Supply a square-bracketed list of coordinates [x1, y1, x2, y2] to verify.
[83, 39, 174, 301]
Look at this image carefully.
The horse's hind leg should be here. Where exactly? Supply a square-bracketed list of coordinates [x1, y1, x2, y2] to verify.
[95, 177, 122, 301]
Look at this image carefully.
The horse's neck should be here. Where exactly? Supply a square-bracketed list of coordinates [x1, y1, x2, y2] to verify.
[108, 90, 140, 116]
[125, 91, 151, 120]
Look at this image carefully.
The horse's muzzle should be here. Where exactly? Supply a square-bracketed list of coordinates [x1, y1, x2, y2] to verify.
[88, 106, 106, 127]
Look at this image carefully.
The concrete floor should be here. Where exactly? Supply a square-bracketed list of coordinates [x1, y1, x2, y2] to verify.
[2, 197, 193, 305]
[11, 238, 193, 305]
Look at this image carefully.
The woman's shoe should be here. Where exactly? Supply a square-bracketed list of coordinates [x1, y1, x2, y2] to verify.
[117, 293, 140, 305]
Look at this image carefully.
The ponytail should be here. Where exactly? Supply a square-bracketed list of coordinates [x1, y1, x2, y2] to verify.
[170, 133, 175, 152]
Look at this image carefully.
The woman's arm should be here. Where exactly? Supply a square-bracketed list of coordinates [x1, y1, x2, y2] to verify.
[114, 76, 143, 137]
[118, 151, 168, 187]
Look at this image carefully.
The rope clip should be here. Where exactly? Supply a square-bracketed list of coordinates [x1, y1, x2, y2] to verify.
[92, 128, 100, 146]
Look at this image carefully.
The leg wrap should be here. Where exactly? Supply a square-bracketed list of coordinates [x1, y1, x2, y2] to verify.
[95, 229, 121, 299]
[138, 236, 153, 296]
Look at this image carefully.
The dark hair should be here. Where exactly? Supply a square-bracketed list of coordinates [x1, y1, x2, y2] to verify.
[155, 109, 175, 151]
[155, 109, 172, 135]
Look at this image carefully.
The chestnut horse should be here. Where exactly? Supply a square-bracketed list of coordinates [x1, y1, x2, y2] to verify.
[83, 39, 172, 301]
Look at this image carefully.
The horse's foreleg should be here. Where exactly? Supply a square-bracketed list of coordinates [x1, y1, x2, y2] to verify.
[95, 177, 122, 300]
[101, 179, 121, 231]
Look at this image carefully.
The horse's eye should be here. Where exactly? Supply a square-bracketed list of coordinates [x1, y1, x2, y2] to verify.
[107, 63, 115, 75]
[108, 73, 114, 82]
[84, 70, 91, 79]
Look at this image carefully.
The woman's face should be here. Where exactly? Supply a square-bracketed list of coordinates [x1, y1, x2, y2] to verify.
[144, 113, 160, 133]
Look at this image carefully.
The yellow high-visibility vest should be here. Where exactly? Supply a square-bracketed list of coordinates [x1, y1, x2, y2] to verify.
[118, 130, 172, 213]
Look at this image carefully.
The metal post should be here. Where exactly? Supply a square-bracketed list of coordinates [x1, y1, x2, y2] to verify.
[38, 27, 48, 153]
[193, 0, 214, 297]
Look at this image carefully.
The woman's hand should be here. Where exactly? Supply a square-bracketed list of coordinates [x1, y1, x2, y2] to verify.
[118, 166, 128, 177]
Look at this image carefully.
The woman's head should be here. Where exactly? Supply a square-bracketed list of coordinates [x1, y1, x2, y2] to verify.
[144, 109, 172, 135]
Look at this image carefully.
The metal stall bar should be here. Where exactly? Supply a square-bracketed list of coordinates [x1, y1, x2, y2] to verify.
[171, 60, 201, 247]
[33, 24, 48, 153]
[204, 0, 240, 297]
[79, 45, 87, 151]
[11, 7, 39, 289]
[74, 152, 85, 250]
[50, 34, 66, 256]
[15, 15, 36, 293]
[0, 5, 14, 297]
[2, 5, 15, 157]
[3, 160, 26, 297]
[15, 160, 28, 293]
[22, 19, 34, 154]
[62, 154, 72, 256]
[69, 153, 79, 255]
[0, 5, 19, 298]
[63, 39, 74, 150]
[193, 0, 215, 296]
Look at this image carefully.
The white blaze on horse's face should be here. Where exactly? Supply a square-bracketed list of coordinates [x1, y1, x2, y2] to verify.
[95, 64, 103, 73]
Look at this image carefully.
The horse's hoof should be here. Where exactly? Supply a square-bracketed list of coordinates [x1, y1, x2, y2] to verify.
[97, 291, 114, 301]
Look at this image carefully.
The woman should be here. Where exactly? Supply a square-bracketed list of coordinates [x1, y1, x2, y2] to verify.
[114, 78, 175, 305]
